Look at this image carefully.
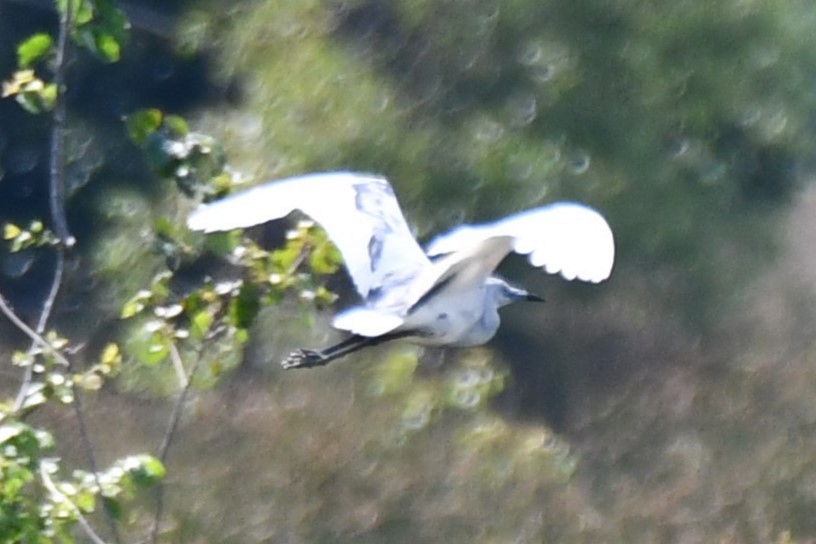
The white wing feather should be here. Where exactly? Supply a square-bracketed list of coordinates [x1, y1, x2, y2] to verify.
[187, 171, 430, 298]
[425, 202, 614, 283]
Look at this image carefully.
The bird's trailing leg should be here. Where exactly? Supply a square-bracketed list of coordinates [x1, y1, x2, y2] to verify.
[282, 331, 413, 369]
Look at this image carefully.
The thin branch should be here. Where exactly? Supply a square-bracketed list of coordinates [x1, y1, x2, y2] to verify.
[49, 0, 75, 248]
[0, 288, 70, 368]
[40, 465, 109, 544]
[69, 379, 123, 544]
[286, 239, 311, 275]
[168, 340, 188, 388]
[148, 314, 229, 544]
[147, 340, 207, 544]
[47, 0, 120, 539]
[39, 2, 119, 542]
[1, 288, 121, 544]
[13, 251, 65, 411]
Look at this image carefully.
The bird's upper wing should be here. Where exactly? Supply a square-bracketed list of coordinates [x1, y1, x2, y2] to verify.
[187, 171, 430, 298]
[424, 202, 614, 283]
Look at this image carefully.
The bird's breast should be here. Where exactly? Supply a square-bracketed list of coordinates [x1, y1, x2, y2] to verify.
[402, 287, 498, 347]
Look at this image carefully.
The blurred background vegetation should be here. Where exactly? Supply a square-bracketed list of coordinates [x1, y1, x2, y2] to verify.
[2, 0, 816, 542]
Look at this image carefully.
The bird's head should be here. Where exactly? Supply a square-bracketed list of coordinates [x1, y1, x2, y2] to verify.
[487, 277, 545, 308]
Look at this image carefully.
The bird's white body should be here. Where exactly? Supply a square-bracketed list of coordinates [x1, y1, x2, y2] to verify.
[188, 171, 615, 367]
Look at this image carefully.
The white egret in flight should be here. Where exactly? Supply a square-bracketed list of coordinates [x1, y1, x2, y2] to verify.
[188, 172, 614, 369]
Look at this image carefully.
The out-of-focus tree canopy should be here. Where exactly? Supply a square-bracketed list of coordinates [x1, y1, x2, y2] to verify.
[186, 0, 816, 330]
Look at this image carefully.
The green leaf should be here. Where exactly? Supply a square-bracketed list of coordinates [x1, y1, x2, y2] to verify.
[142, 332, 170, 366]
[95, 0, 130, 40]
[0, 423, 24, 444]
[190, 310, 213, 340]
[120, 300, 142, 319]
[57, 0, 94, 25]
[73, 488, 96, 513]
[60, 0, 130, 64]
[95, 33, 120, 62]
[17, 33, 53, 68]
[228, 283, 261, 330]
[20, 383, 47, 411]
[125, 109, 163, 146]
[203, 230, 241, 255]
[100, 343, 121, 365]
[125, 455, 166, 487]
[39, 82, 57, 109]
[126, 323, 171, 367]
[3, 223, 21, 240]
[103, 496, 122, 521]
[121, 290, 153, 318]
[164, 115, 189, 138]
[77, 373, 103, 391]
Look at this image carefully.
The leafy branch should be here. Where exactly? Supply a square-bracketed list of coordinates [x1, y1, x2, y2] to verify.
[0, 2, 159, 543]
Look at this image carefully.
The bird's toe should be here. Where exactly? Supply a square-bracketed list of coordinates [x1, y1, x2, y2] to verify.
[281, 349, 326, 369]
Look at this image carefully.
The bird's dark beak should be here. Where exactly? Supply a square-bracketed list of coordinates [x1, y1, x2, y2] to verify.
[525, 292, 545, 303]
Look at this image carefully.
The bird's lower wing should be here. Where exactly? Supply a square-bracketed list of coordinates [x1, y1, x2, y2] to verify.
[331, 307, 405, 337]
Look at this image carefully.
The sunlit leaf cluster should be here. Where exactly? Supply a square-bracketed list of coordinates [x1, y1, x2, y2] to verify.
[119, 212, 341, 391]
[1, 69, 57, 114]
[3, 221, 59, 253]
[2, 0, 128, 115]
[11, 338, 122, 414]
[58, 0, 129, 62]
[0, 419, 163, 542]
[126, 108, 231, 199]
[120, 108, 343, 390]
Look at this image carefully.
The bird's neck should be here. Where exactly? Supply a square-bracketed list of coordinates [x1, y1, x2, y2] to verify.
[477, 290, 502, 339]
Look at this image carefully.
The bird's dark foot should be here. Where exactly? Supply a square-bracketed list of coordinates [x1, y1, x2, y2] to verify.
[281, 349, 328, 369]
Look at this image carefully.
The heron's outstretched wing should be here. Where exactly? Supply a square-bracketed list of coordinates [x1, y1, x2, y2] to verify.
[187, 172, 430, 298]
[425, 202, 614, 283]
